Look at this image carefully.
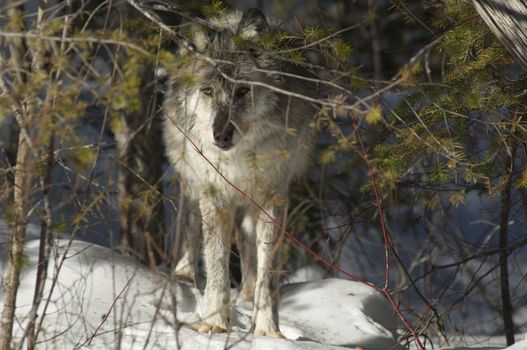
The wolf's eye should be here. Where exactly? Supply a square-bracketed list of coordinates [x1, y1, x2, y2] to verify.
[201, 87, 214, 96]
[236, 87, 250, 98]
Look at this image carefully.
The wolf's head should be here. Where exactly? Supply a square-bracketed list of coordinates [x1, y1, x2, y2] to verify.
[171, 9, 283, 151]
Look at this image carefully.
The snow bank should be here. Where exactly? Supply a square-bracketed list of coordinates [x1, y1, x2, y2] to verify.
[504, 338, 527, 350]
[0, 240, 400, 349]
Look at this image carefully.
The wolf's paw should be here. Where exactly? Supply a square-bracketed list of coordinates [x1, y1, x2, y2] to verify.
[197, 324, 228, 334]
[253, 308, 281, 337]
[186, 321, 228, 334]
[254, 328, 284, 338]
[172, 266, 195, 284]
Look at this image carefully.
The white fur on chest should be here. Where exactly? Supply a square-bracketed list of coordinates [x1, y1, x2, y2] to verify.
[167, 129, 306, 207]
[167, 135, 290, 202]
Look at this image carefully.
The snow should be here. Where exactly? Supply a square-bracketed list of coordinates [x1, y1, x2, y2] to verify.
[1, 240, 399, 350]
[283, 264, 325, 284]
[1, 239, 526, 349]
[504, 339, 527, 350]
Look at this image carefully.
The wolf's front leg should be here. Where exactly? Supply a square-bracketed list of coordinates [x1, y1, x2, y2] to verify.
[199, 197, 233, 333]
[236, 214, 257, 302]
[253, 207, 283, 337]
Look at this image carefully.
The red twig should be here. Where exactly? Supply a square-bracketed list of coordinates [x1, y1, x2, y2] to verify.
[349, 115, 425, 349]
[167, 115, 425, 349]
[349, 116, 390, 289]
[86, 277, 132, 345]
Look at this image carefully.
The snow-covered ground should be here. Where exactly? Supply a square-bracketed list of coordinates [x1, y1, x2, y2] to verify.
[1, 239, 526, 350]
[1, 240, 399, 349]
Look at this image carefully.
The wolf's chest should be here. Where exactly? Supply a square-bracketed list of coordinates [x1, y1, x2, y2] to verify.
[184, 146, 282, 196]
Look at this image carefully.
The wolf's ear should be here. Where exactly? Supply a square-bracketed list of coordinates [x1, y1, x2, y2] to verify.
[237, 8, 269, 38]
[178, 26, 209, 56]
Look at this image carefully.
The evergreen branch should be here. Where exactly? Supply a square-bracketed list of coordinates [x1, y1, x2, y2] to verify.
[0, 30, 152, 56]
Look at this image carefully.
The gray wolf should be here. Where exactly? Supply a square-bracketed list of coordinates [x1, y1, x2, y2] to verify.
[163, 8, 319, 336]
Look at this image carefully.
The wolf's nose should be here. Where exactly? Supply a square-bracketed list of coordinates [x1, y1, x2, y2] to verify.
[214, 130, 233, 144]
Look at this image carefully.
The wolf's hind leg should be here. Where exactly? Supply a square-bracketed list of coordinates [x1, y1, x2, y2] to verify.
[173, 245, 197, 283]
[173, 200, 201, 285]
[199, 197, 233, 332]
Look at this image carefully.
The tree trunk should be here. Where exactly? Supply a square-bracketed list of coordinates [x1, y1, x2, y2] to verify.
[498, 148, 515, 346]
[26, 134, 54, 350]
[0, 1, 48, 346]
[368, 0, 382, 83]
[0, 125, 31, 350]
[2, 0, 29, 194]
[473, 0, 527, 68]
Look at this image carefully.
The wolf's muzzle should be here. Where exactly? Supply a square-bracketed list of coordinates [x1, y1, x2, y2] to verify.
[213, 113, 235, 150]
[213, 126, 234, 150]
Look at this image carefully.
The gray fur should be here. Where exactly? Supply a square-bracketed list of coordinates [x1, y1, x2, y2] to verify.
[163, 8, 320, 336]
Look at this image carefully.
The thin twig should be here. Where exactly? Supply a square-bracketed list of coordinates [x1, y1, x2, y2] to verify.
[85, 277, 133, 345]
